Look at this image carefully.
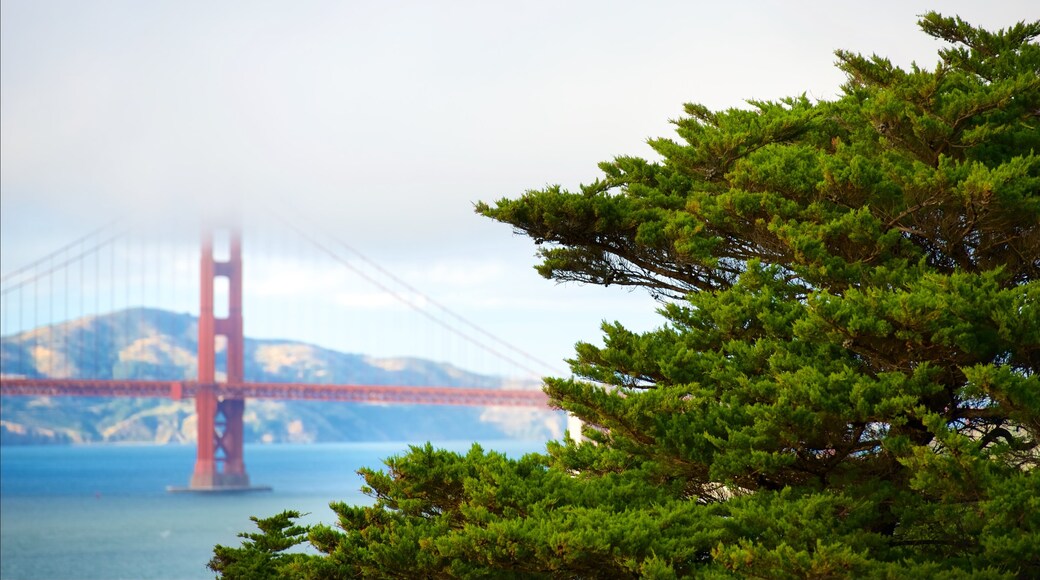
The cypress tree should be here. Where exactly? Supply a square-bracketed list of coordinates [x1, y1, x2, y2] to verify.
[213, 13, 1039, 578]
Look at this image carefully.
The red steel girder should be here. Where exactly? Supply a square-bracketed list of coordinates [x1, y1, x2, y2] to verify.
[0, 378, 552, 408]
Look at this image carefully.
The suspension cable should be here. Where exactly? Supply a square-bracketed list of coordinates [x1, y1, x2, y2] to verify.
[0, 230, 129, 296]
[0, 219, 122, 284]
[271, 204, 563, 376]
[271, 211, 559, 378]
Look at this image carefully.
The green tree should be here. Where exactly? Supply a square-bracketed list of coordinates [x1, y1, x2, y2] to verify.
[209, 511, 319, 579]
[212, 13, 1039, 578]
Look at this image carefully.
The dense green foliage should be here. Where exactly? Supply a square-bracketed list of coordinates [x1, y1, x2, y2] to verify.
[212, 14, 1039, 578]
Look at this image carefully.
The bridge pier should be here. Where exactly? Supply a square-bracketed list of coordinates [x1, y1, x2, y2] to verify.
[188, 392, 251, 488]
[173, 227, 268, 493]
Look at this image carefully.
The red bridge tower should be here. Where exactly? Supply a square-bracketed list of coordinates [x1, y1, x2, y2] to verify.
[185, 227, 267, 491]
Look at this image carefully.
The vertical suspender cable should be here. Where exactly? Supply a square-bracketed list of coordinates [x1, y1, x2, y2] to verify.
[3, 291, 10, 374]
[110, 237, 115, 378]
[93, 237, 98, 378]
[45, 254, 52, 377]
[2, 289, 6, 372]
[32, 274, 37, 377]
[160, 232, 168, 376]
[12, 287, 17, 375]
[3, 290, 9, 375]
[154, 231, 160, 373]
[126, 234, 131, 370]
[64, 244, 70, 378]
[77, 240, 83, 377]
[116, 236, 121, 376]
[19, 286, 24, 376]
[94, 233, 100, 378]
[64, 244, 69, 377]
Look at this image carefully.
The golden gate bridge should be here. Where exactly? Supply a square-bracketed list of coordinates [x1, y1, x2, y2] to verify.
[0, 217, 555, 492]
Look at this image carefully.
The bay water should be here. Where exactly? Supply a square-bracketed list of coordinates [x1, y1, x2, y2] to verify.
[1, 440, 547, 580]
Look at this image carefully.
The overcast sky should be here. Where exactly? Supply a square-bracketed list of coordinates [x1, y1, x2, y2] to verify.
[2, 1, 1035, 377]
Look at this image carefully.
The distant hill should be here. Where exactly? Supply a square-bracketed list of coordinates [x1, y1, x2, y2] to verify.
[0, 308, 561, 445]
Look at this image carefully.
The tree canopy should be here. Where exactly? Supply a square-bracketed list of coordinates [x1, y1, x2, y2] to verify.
[212, 13, 1039, 579]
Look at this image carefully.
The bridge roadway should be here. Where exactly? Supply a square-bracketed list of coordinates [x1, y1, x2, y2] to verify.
[0, 378, 551, 408]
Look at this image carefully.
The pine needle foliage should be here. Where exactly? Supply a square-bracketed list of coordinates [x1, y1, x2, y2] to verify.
[212, 13, 1039, 578]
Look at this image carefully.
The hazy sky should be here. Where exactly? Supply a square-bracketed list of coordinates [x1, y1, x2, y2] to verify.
[2, 1, 1035, 376]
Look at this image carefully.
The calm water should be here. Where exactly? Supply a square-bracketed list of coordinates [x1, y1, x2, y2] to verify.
[0, 440, 546, 580]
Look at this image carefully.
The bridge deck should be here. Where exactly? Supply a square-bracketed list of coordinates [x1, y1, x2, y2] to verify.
[0, 378, 551, 408]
